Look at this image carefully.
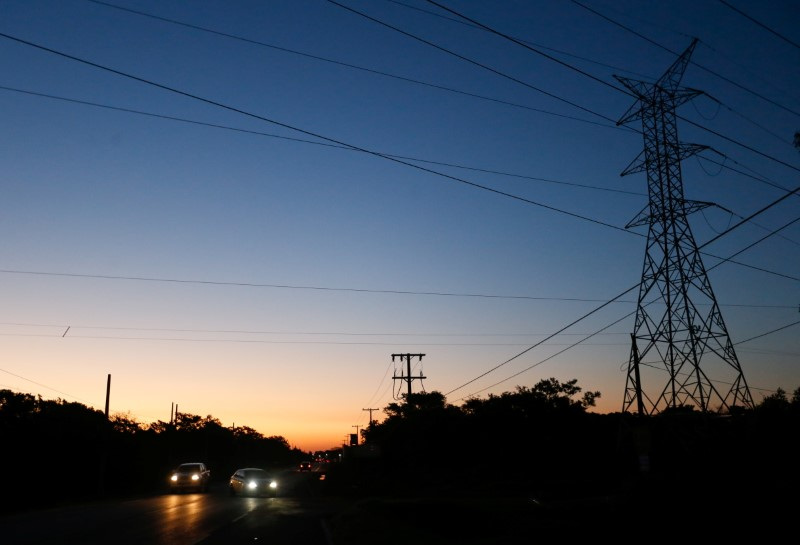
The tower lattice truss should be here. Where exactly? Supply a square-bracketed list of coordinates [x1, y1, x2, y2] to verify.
[616, 39, 754, 414]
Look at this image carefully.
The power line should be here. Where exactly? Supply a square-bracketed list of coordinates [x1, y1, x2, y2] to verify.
[735, 319, 800, 346]
[426, 1, 800, 177]
[445, 282, 640, 396]
[569, 0, 800, 119]
[6, 83, 797, 258]
[0, 31, 636, 236]
[718, 0, 800, 51]
[4, 93, 794, 282]
[679, 115, 800, 175]
[0, 267, 637, 300]
[0, 85, 640, 197]
[704, 93, 797, 147]
[0, 331, 621, 347]
[461, 213, 800, 398]
[386, 0, 656, 80]
[83, 0, 626, 132]
[424, 0, 627, 95]
[326, 0, 621, 125]
[5, 23, 794, 250]
[0, 331, 624, 347]
[0, 366, 97, 405]
[454, 306, 637, 401]
[420, 1, 800, 177]
[0, 368, 180, 425]
[0, 315, 789, 337]
[444, 180, 800, 397]
[340, 2, 800, 183]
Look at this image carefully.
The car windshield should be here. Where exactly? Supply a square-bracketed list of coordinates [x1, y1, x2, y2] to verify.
[178, 464, 202, 472]
[243, 469, 268, 479]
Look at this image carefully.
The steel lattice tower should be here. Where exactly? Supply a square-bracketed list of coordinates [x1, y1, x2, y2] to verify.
[615, 39, 754, 415]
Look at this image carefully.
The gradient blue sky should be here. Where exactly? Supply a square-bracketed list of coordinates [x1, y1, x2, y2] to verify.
[1, 0, 798, 452]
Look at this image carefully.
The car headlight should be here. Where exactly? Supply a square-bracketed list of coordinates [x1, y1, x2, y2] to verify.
[170, 475, 178, 482]
[247, 481, 257, 490]
[269, 481, 278, 489]
[191, 474, 199, 481]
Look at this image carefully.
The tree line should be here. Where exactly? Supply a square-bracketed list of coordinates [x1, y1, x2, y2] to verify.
[336, 378, 800, 507]
[0, 389, 307, 513]
[2, 378, 799, 514]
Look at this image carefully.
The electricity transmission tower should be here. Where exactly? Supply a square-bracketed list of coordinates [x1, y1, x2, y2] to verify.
[615, 39, 754, 415]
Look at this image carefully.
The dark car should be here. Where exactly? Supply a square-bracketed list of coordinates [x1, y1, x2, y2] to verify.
[229, 468, 278, 497]
[169, 462, 211, 493]
[298, 461, 312, 472]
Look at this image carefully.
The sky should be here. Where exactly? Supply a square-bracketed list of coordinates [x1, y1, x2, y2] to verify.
[0, 0, 798, 453]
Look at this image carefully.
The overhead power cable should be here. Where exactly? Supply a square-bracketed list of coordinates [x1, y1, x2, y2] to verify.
[703, 93, 796, 147]
[340, 1, 800, 180]
[0, 105, 792, 280]
[387, 0, 654, 80]
[718, 0, 800, 51]
[444, 180, 800, 396]
[326, 0, 621, 125]
[0, 366, 96, 405]
[569, 0, 800, 119]
[11, 87, 797, 259]
[680, 115, 800, 175]
[0, 268, 635, 301]
[0, 31, 633, 235]
[9, 14, 793, 248]
[454, 306, 637, 401]
[424, 0, 627, 95]
[428, 1, 800, 175]
[2, 20, 796, 286]
[0, 331, 574, 347]
[0, 321, 632, 337]
[735, 319, 800, 345]
[444, 283, 639, 396]
[0, 85, 640, 197]
[388, 0, 791, 151]
[425, 0, 799, 152]
[459, 298, 800, 401]
[84, 0, 624, 132]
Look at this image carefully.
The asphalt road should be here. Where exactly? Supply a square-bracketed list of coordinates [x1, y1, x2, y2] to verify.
[1, 470, 337, 545]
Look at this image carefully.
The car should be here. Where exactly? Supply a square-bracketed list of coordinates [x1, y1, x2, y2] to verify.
[229, 468, 278, 497]
[298, 461, 312, 472]
[169, 462, 211, 493]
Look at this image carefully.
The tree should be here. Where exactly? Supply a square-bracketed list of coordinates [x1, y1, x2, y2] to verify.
[758, 387, 789, 413]
[462, 377, 601, 417]
[382, 391, 453, 419]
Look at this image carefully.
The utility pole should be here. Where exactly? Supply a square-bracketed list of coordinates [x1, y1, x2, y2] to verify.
[98, 374, 111, 496]
[391, 353, 426, 399]
[104, 374, 111, 419]
[615, 38, 753, 414]
[362, 407, 379, 425]
[352, 425, 360, 445]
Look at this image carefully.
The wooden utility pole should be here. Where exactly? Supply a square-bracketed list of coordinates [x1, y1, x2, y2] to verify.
[104, 374, 111, 418]
[362, 407, 379, 425]
[391, 353, 426, 398]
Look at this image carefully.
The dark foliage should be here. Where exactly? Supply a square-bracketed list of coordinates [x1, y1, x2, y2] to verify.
[0, 389, 306, 513]
[340, 378, 800, 513]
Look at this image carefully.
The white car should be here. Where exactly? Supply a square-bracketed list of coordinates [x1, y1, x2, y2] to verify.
[229, 468, 278, 497]
[169, 462, 211, 493]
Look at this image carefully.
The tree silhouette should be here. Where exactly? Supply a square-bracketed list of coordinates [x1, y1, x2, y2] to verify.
[0, 389, 305, 513]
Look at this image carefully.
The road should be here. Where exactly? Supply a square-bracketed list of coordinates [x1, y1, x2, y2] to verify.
[1, 469, 339, 545]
